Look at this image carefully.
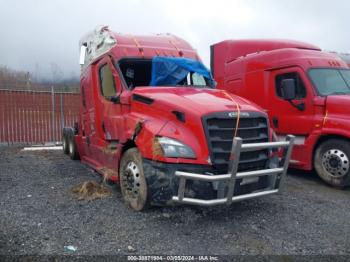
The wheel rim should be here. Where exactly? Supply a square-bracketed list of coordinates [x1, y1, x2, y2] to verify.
[122, 161, 141, 199]
[322, 149, 349, 177]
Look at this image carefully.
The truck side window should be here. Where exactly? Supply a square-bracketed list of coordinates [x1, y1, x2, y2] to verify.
[275, 72, 306, 99]
[99, 64, 116, 98]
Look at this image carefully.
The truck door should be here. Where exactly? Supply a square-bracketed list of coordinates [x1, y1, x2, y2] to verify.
[96, 57, 123, 142]
[268, 67, 315, 137]
[80, 76, 95, 156]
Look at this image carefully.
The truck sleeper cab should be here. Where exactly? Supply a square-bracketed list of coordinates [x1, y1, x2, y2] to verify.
[63, 27, 294, 211]
[211, 39, 350, 187]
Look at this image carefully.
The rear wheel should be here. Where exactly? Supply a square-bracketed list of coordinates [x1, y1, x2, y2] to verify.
[314, 139, 350, 187]
[119, 148, 149, 211]
[68, 135, 80, 160]
[62, 133, 69, 155]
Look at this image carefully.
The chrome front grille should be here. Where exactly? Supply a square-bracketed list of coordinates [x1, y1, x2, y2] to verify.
[203, 112, 269, 173]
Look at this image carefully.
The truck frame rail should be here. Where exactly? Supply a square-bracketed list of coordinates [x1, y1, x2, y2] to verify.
[172, 135, 295, 206]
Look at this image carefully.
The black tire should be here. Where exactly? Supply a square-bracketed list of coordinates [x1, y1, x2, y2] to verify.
[62, 133, 69, 155]
[314, 139, 350, 187]
[119, 148, 149, 211]
[68, 135, 80, 160]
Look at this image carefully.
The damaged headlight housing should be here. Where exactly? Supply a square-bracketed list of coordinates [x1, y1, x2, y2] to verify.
[156, 137, 196, 159]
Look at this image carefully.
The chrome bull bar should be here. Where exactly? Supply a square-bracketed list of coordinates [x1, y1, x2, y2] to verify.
[172, 135, 295, 206]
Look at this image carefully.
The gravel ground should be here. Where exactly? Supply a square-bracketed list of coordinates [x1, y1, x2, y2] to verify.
[0, 146, 349, 256]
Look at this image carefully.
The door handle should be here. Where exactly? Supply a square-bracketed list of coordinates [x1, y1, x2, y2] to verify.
[272, 117, 279, 128]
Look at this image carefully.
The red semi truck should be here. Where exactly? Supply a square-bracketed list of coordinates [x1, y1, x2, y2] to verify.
[63, 27, 294, 210]
[211, 39, 350, 187]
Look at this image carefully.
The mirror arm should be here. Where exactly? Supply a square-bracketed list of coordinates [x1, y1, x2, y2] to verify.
[288, 100, 305, 111]
[110, 95, 120, 104]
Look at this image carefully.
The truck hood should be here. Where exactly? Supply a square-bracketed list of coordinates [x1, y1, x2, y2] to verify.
[132, 86, 263, 116]
[326, 95, 350, 118]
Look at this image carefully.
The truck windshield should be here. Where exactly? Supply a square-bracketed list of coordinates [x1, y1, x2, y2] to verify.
[118, 57, 214, 89]
[309, 68, 350, 96]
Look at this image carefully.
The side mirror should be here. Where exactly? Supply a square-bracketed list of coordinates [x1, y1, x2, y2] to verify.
[110, 95, 120, 104]
[281, 79, 296, 100]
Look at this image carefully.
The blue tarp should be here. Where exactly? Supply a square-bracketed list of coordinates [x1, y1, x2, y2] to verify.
[149, 56, 213, 86]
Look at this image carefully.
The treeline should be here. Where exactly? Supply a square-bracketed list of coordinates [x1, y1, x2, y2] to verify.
[0, 65, 80, 93]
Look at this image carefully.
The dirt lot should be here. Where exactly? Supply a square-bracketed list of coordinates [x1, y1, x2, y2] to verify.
[0, 146, 349, 257]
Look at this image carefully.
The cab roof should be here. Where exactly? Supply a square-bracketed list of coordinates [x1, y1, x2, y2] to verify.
[225, 48, 348, 75]
[212, 39, 321, 63]
[79, 26, 198, 69]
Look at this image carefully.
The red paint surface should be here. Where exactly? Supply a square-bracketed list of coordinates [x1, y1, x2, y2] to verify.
[212, 39, 350, 170]
[73, 33, 268, 179]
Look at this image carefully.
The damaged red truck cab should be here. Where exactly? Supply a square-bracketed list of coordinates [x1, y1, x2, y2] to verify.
[211, 39, 350, 187]
[62, 27, 294, 210]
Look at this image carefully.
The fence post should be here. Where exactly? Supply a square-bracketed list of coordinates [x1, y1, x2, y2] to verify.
[60, 93, 64, 130]
[51, 86, 55, 142]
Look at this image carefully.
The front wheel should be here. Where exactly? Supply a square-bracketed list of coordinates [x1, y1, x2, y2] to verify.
[119, 148, 149, 211]
[314, 139, 350, 187]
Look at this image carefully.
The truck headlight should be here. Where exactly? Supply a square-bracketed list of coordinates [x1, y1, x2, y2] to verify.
[156, 137, 196, 159]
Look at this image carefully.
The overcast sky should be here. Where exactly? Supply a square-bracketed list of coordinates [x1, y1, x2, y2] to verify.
[0, 0, 349, 80]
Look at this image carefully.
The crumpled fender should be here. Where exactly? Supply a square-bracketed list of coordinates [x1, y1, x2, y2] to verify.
[122, 113, 168, 159]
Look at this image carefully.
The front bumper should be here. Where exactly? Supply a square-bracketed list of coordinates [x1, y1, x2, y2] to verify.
[144, 135, 295, 206]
